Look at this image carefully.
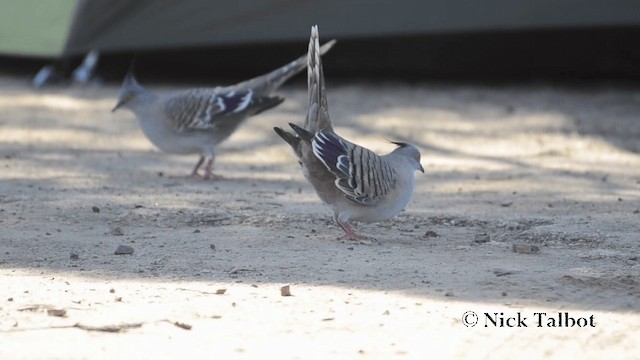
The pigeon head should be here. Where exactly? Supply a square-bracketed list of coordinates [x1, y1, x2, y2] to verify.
[112, 71, 153, 112]
[390, 141, 424, 173]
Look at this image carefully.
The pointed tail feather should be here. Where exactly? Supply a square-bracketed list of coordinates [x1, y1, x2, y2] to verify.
[252, 96, 285, 115]
[304, 25, 333, 134]
[233, 38, 336, 96]
[274, 127, 300, 149]
[289, 123, 315, 144]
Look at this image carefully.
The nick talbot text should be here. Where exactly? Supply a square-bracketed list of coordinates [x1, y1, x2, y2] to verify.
[484, 312, 596, 328]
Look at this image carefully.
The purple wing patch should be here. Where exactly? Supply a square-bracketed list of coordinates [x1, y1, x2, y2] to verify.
[217, 90, 253, 115]
[312, 131, 350, 177]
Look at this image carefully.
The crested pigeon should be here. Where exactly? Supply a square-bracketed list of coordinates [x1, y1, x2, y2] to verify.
[274, 26, 424, 240]
[112, 39, 336, 179]
[72, 50, 100, 84]
[32, 65, 64, 88]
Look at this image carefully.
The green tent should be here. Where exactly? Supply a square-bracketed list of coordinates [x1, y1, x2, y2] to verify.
[0, 0, 76, 57]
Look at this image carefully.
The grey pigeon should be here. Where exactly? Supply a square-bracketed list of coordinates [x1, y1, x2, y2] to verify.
[32, 65, 64, 88]
[72, 50, 100, 84]
[274, 26, 424, 240]
[112, 39, 336, 179]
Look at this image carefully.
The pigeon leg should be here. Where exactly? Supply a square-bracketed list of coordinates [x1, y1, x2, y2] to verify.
[336, 219, 367, 241]
[203, 158, 214, 179]
[190, 156, 205, 178]
[203, 156, 223, 180]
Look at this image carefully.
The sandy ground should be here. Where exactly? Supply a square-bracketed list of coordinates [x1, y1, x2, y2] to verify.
[0, 75, 639, 359]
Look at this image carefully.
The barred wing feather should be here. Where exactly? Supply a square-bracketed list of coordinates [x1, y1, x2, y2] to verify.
[165, 89, 254, 131]
[312, 131, 397, 205]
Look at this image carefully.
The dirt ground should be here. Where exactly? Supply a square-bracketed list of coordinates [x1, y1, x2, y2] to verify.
[0, 74, 639, 359]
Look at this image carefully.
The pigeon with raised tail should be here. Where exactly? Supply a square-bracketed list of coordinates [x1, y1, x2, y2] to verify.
[274, 26, 423, 240]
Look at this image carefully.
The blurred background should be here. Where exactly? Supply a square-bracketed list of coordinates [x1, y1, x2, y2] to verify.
[1, 0, 640, 84]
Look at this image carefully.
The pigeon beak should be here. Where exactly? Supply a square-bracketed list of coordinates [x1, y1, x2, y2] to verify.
[111, 101, 122, 113]
[418, 163, 425, 173]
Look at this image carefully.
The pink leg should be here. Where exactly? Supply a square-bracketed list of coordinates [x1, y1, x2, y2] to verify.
[336, 219, 368, 241]
[190, 156, 205, 178]
[203, 158, 214, 179]
[203, 158, 223, 180]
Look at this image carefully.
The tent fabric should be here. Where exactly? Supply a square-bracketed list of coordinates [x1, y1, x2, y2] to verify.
[2, 0, 640, 57]
[2, 1, 640, 80]
[0, 0, 77, 57]
[61, 0, 640, 56]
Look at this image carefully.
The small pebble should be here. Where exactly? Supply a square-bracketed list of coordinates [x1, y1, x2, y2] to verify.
[193, 229, 201, 233]
[493, 269, 515, 277]
[424, 230, 439, 238]
[110, 227, 124, 236]
[114, 245, 134, 255]
[70, 252, 79, 260]
[47, 309, 66, 317]
[501, 201, 513, 207]
[173, 322, 192, 330]
[109, 288, 115, 293]
[512, 244, 539, 254]
[216, 289, 227, 295]
[280, 285, 292, 297]
[91, 206, 100, 213]
[445, 291, 454, 297]
[474, 233, 490, 243]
